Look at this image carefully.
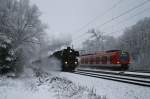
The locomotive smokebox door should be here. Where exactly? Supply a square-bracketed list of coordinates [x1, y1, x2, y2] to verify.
[75, 51, 79, 56]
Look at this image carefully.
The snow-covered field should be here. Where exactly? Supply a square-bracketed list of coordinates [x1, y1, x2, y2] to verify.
[0, 76, 55, 99]
[1, 71, 149, 99]
[61, 72, 150, 99]
[0, 72, 103, 99]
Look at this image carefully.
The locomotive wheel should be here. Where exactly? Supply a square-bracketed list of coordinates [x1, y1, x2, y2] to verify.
[62, 66, 75, 72]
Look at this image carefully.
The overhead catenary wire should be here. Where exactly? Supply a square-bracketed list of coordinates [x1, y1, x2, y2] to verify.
[75, 0, 123, 34]
[102, 6, 150, 33]
[73, 0, 150, 42]
[73, 0, 123, 37]
[96, 0, 150, 29]
[101, 5, 150, 37]
[102, 5, 150, 36]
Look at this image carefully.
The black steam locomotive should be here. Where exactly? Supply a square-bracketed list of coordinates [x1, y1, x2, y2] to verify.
[51, 47, 79, 72]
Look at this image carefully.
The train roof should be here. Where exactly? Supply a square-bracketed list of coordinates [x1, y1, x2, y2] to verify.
[80, 50, 127, 56]
[105, 50, 122, 53]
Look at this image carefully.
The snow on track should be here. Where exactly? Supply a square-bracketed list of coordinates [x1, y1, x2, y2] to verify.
[61, 72, 150, 99]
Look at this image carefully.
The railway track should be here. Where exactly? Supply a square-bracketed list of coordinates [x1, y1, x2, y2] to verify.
[74, 68, 150, 87]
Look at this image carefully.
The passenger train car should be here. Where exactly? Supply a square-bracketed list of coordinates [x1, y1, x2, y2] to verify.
[79, 50, 131, 70]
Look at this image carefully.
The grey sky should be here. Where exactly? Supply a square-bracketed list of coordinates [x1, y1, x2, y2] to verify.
[31, 0, 150, 48]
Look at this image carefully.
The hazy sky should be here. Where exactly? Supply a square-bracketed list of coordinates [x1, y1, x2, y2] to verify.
[31, 0, 150, 48]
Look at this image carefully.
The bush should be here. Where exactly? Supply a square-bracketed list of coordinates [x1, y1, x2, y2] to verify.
[0, 39, 15, 74]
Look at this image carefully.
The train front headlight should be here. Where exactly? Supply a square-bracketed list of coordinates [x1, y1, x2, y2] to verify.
[117, 61, 120, 64]
[65, 61, 68, 64]
[75, 61, 77, 64]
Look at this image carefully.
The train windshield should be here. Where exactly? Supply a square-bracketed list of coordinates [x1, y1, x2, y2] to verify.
[120, 52, 129, 61]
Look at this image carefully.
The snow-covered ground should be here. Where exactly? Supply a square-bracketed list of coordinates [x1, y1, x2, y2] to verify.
[0, 72, 103, 99]
[61, 72, 150, 99]
[1, 71, 149, 99]
[0, 76, 55, 99]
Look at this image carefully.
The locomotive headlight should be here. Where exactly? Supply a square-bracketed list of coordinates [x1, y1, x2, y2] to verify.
[65, 61, 68, 64]
[75, 61, 77, 64]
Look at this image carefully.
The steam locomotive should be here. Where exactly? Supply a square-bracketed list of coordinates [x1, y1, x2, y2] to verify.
[78, 50, 131, 71]
[51, 47, 79, 71]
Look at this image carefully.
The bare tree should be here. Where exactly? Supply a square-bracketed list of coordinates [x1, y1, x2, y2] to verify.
[87, 28, 105, 50]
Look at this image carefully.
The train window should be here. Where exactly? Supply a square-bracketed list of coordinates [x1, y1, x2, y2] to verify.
[110, 56, 113, 62]
[96, 57, 100, 63]
[90, 56, 94, 64]
[87, 57, 90, 64]
[101, 56, 107, 63]
[84, 58, 86, 64]
[81, 58, 84, 64]
[120, 52, 129, 61]
[83, 58, 85, 64]
[85, 57, 88, 64]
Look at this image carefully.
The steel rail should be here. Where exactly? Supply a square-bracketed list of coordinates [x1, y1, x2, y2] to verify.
[74, 69, 150, 87]
[77, 68, 150, 78]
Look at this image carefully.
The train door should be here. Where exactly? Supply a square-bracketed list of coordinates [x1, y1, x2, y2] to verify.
[93, 55, 96, 64]
[80, 56, 84, 64]
[85, 56, 88, 64]
[96, 56, 100, 64]
[109, 55, 113, 64]
[101, 56, 107, 64]
[90, 55, 94, 64]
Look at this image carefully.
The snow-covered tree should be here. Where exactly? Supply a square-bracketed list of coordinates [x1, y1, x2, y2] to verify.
[116, 17, 150, 70]
[0, 37, 16, 74]
[0, 0, 46, 75]
[87, 29, 105, 51]
[82, 29, 117, 52]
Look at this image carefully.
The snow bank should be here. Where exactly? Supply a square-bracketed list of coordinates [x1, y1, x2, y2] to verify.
[36, 72, 105, 99]
[61, 72, 150, 99]
[0, 72, 104, 99]
[0, 76, 55, 99]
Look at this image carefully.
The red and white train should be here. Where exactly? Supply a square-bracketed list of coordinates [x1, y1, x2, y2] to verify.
[78, 50, 131, 70]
